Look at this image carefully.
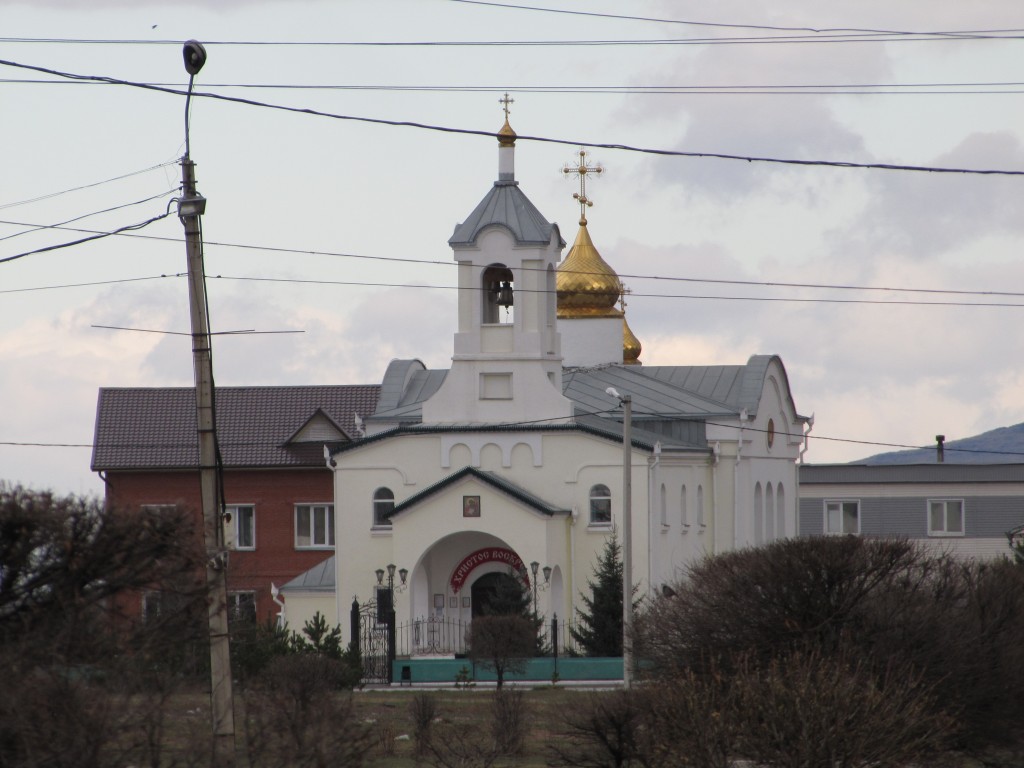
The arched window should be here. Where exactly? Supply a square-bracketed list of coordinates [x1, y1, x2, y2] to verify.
[776, 484, 786, 538]
[680, 485, 689, 530]
[754, 482, 764, 545]
[482, 264, 514, 324]
[660, 483, 668, 527]
[697, 485, 705, 528]
[373, 487, 394, 527]
[589, 484, 612, 525]
[766, 483, 775, 541]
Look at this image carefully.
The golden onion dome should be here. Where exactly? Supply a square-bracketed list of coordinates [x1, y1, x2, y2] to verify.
[557, 220, 623, 318]
[497, 116, 517, 147]
[623, 316, 642, 365]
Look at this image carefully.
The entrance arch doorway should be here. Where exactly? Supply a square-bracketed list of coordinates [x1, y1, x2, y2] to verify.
[470, 571, 524, 618]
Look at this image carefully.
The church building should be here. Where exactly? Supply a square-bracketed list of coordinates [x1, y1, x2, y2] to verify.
[282, 105, 810, 651]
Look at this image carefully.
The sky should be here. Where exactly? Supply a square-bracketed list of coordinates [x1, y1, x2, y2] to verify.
[3, 0, 1024, 496]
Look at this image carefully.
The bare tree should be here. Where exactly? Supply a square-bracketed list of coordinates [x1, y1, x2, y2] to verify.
[0, 485, 209, 768]
[466, 614, 534, 688]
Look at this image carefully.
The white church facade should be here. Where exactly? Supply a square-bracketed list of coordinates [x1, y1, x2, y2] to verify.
[280, 109, 810, 650]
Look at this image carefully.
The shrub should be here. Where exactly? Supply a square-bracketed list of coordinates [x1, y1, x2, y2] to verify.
[240, 654, 373, 768]
[491, 688, 527, 755]
[636, 535, 927, 677]
[409, 691, 438, 759]
[636, 535, 1024, 754]
[549, 690, 654, 768]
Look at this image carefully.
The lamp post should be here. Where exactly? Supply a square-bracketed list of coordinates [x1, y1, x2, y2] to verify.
[606, 387, 633, 689]
[529, 561, 552, 618]
[530, 561, 540, 617]
[177, 40, 235, 763]
[375, 564, 408, 684]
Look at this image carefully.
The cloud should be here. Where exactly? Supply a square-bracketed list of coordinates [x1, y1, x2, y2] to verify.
[841, 132, 1024, 258]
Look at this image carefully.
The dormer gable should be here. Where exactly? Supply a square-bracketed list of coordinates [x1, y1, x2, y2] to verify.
[286, 408, 351, 445]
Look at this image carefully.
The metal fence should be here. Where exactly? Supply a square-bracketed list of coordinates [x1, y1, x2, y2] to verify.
[395, 614, 582, 658]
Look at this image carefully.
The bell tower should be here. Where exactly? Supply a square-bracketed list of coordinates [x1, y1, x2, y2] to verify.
[421, 96, 573, 425]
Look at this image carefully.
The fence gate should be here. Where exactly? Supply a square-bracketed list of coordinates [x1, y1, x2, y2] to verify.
[350, 599, 392, 684]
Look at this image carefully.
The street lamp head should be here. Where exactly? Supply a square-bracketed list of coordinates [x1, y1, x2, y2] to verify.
[182, 40, 207, 76]
[399, 568, 409, 586]
[530, 560, 540, 577]
[387, 563, 397, 580]
[375, 568, 385, 585]
[543, 565, 552, 584]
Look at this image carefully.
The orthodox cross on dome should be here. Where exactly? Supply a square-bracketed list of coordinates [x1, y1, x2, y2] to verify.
[562, 147, 603, 224]
[620, 285, 632, 312]
[499, 92, 515, 119]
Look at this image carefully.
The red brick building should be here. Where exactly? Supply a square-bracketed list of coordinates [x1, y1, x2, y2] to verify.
[91, 385, 379, 622]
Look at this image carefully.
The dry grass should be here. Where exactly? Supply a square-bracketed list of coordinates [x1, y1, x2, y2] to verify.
[166, 685, 594, 767]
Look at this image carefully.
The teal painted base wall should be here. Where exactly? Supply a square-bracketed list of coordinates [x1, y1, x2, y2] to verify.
[391, 657, 623, 684]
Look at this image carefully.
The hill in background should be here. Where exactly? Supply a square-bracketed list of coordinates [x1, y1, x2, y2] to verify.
[860, 423, 1024, 465]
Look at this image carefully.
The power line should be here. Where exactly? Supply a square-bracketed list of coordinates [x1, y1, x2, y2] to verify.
[0, 274, 183, 294]
[448, 0, 1024, 39]
[0, 190, 177, 244]
[0, 211, 173, 265]
[7, 267, 1024, 309]
[0, 161, 177, 211]
[206, 274, 1024, 308]
[4, 219, 1024, 303]
[2, 31, 1022, 46]
[6, 78, 1024, 96]
[2, 57, 1022, 177]
[7, 426, 1024, 459]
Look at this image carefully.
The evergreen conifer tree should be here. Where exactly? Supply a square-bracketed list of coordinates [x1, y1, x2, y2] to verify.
[571, 533, 630, 657]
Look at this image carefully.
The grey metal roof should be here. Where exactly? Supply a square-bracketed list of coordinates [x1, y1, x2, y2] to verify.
[369, 365, 447, 424]
[800, 463, 1024, 485]
[92, 385, 380, 471]
[563, 365, 737, 421]
[365, 356, 799, 441]
[279, 555, 335, 592]
[388, 466, 570, 519]
[449, 181, 565, 248]
[637, 355, 795, 418]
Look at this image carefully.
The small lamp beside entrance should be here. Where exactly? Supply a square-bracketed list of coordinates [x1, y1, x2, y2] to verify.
[373, 563, 408, 685]
[529, 560, 552, 617]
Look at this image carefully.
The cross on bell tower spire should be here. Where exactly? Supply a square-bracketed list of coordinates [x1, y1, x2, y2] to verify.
[562, 147, 603, 225]
[499, 92, 515, 119]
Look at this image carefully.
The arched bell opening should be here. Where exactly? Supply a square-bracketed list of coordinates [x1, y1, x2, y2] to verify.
[482, 263, 514, 324]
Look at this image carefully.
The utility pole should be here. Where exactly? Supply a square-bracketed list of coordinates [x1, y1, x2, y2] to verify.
[179, 40, 235, 765]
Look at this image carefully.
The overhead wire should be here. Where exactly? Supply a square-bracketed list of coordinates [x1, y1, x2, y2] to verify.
[0, 211, 173, 265]
[7, 412, 1024, 460]
[447, 0, 1024, 38]
[4, 217, 1024, 304]
[1, 57, 1023, 176]
[6, 78, 1024, 96]
[205, 274, 1024, 309]
[0, 160, 178, 211]
[2, 31, 1023, 46]
[0, 189, 178, 243]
